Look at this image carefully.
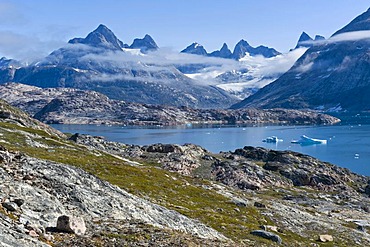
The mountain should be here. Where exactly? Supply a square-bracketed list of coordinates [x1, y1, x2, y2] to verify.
[332, 7, 370, 35]
[295, 32, 313, 48]
[68, 24, 128, 50]
[0, 57, 21, 68]
[0, 25, 237, 109]
[232, 39, 280, 60]
[208, 43, 232, 58]
[314, 35, 325, 41]
[129, 34, 159, 52]
[294, 32, 325, 49]
[181, 42, 208, 56]
[232, 8, 370, 111]
[181, 40, 280, 60]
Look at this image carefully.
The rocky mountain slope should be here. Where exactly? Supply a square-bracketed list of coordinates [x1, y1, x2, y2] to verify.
[232, 8, 370, 111]
[0, 25, 237, 109]
[0, 100, 368, 246]
[0, 83, 339, 125]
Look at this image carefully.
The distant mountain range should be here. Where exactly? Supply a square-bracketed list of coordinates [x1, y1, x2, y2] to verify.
[0, 25, 239, 109]
[181, 40, 281, 59]
[0, 24, 309, 106]
[232, 7, 370, 112]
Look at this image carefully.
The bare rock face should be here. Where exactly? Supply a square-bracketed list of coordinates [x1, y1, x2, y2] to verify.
[56, 215, 86, 235]
[212, 146, 368, 193]
[0, 145, 226, 247]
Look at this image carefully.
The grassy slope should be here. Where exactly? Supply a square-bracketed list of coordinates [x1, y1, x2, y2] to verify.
[0, 120, 360, 246]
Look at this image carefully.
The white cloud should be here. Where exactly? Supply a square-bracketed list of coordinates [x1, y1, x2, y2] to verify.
[299, 30, 370, 47]
[239, 47, 308, 77]
[330, 30, 370, 42]
[0, 31, 64, 62]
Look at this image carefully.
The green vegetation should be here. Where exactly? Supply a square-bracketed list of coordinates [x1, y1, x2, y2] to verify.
[0, 121, 364, 246]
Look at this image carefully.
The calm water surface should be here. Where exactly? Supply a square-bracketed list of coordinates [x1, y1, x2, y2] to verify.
[52, 123, 370, 176]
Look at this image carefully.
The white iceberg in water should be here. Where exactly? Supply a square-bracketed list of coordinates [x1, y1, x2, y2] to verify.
[262, 136, 283, 143]
[291, 135, 327, 145]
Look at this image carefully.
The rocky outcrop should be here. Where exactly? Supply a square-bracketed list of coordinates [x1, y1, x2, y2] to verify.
[0, 98, 65, 139]
[0, 83, 340, 126]
[250, 230, 282, 244]
[0, 145, 226, 246]
[213, 146, 368, 192]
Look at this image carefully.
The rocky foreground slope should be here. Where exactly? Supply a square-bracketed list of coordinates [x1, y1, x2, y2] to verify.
[0, 83, 339, 126]
[0, 100, 368, 246]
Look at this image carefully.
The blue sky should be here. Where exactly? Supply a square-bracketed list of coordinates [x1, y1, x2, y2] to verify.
[0, 0, 369, 60]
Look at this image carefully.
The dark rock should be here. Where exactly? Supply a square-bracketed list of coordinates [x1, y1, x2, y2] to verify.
[250, 230, 282, 244]
[358, 225, 366, 232]
[13, 198, 24, 207]
[56, 215, 86, 235]
[254, 202, 266, 208]
[2, 202, 18, 212]
[145, 144, 181, 153]
[365, 184, 370, 196]
[237, 181, 261, 191]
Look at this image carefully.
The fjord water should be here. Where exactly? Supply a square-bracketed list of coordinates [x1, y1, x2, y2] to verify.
[53, 122, 370, 176]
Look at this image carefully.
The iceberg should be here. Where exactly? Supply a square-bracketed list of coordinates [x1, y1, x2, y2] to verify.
[291, 135, 327, 145]
[262, 136, 283, 143]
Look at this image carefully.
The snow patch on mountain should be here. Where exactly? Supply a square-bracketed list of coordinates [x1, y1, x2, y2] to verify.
[185, 48, 308, 99]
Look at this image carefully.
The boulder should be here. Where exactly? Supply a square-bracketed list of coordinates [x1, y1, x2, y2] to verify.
[318, 234, 333, 242]
[56, 215, 86, 235]
[251, 230, 282, 244]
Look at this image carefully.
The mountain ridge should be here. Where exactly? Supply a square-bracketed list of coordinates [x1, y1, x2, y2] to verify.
[232, 7, 370, 111]
[0, 25, 238, 109]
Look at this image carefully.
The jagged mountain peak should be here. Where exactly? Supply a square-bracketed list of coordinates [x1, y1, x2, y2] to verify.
[129, 34, 159, 52]
[232, 39, 280, 59]
[333, 7, 370, 36]
[208, 43, 232, 59]
[220, 43, 229, 50]
[181, 42, 208, 56]
[299, 32, 313, 42]
[295, 32, 313, 48]
[68, 24, 127, 50]
[314, 35, 325, 41]
[232, 39, 252, 60]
